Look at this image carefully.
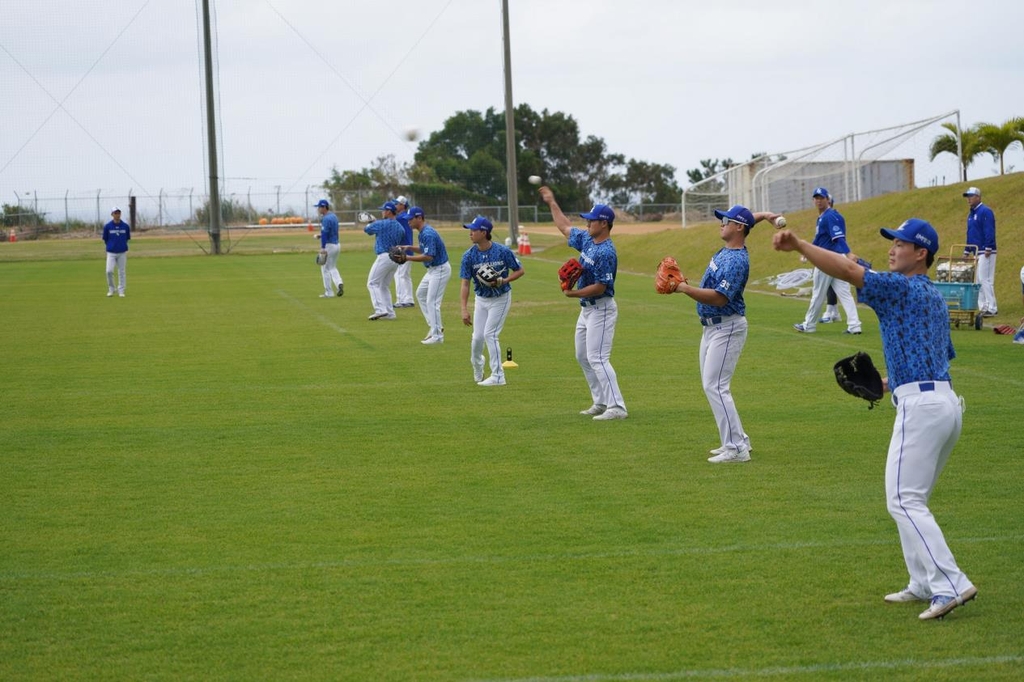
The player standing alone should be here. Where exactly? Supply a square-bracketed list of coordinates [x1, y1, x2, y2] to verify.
[315, 199, 343, 298]
[102, 207, 130, 297]
[774, 218, 977, 621]
[539, 187, 627, 420]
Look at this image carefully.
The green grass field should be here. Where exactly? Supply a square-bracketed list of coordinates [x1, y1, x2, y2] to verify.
[2, 212, 1023, 680]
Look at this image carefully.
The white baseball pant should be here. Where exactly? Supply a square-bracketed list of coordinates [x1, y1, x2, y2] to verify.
[802, 268, 861, 333]
[977, 252, 997, 314]
[320, 243, 342, 296]
[886, 381, 973, 599]
[395, 261, 414, 305]
[471, 291, 511, 381]
[105, 252, 127, 294]
[416, 262, 451, 340]
[699, 315, 748, 453]
[575, 298, 626, 411]
[367, 253, 399, 316]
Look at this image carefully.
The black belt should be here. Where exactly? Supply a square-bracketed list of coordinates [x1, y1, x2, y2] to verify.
[700, 316, 723, 326]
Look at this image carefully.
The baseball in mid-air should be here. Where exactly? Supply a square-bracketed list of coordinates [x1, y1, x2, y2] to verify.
[774, 216, 787, 228]
[528, 175, 542, 185]
[404, 127, 421, 142]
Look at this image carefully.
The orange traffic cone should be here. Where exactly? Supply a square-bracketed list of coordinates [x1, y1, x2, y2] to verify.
[518, 231, 531, 255]
[8, 228, 15, 242]
[307, 222, 314, 232]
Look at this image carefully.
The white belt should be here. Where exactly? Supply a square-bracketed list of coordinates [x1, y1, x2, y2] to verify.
[892, 380, 951, 406]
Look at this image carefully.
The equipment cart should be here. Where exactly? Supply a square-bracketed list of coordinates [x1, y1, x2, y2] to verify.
[934, 244, 983, 330]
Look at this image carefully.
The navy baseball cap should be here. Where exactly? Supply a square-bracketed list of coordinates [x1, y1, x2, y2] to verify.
[315, 199, 330, 208]
[879, 218, 939, 255]
[463, 216, 493, 232]
[405, 206, 425, 219]
[580, 204, 615, 225]
[812, 187, 831, 199]
[714, 205, 756, 228]
[379, 200, 398, 212]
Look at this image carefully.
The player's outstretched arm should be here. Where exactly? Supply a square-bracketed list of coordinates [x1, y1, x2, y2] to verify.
[773, 230, 866, 288]
[538, 186, 572, 239]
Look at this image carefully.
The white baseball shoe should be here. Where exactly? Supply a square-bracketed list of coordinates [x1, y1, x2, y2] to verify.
[421, 336, 443, 345]
[368, 312, 386, 320]
[918, 586, 977, 620]
[884, 586, 928, 603]
[593, 407, 627, 421]
[107, 291, 114, 297]
[708, 447, 751, 463]
[477, 375, 506, 386]
[118, 292, 125, 297]
[580, 404, 607, 416]
[793, 323, 815, 333]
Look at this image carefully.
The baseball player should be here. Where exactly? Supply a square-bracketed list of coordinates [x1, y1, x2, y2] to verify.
[364, 201, 406, 320]
[459, 216, 524, 386]
[392, 195, 416, 308]
[539, 187, 627, 421]
[102, 207, 130, 297]
[963, 187, 997, 316]
[793, 188, 862, 335]
[398, 207, 450, 344]
[774, 218, 977, 621]
[668, 205, 779, 461]
[314, 199, 343, 298]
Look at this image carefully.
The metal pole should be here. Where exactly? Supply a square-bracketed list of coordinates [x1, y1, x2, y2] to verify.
[201, 0, 223, 253]
[500, 0, 520, 246]
[65, 190, 69, 231]
[189, 188, 194, 225]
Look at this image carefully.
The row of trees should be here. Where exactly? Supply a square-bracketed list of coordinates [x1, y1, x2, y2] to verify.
[323, 104, 682, 217]
[930, 117, 1024, 180]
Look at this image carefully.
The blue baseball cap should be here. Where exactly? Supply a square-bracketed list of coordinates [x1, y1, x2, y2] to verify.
[379, 200, 398, 212]
[713, 205, 756, 229]
[463, 216, 493, 232]
[880, 218, 939, 255]
[405, 206, 425, 219]
[580, 204, 615, 225]
[812, 187, 830, 199]
[315, 199, 330, 208]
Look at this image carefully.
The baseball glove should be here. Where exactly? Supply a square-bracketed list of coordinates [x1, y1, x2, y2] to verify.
[388, 245, 407, 264]
[655, 256, 686, 294]
[558, 258, 583, 292]
[316, 249, 328, 266]
[833, 351, 884, 409]
[475, 263, 502, 287]
[357, 211, 374, 223]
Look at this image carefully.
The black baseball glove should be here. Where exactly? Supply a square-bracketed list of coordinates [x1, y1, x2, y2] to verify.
[833, 351, 884, 409]
[388, 245, 407, 264]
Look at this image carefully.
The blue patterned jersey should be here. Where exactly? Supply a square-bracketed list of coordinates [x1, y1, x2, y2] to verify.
[568, 227, 616, 305]
[320, 212, 339, 247]
[364, 218, 405, 254]
[858, 270, 955, 390]
[460, 243, 522, 298]
[811, 208, 850, 254]
[417, 224, 448, 268]
[696, 247, 748, 319]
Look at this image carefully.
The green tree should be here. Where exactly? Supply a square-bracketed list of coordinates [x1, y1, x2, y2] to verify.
[977, 118, 1024, 175]
[929, 122, 987, 181]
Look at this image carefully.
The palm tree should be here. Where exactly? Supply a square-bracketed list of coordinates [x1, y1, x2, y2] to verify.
[977, 118, 1024, 175]
[930, 122, 987, 181]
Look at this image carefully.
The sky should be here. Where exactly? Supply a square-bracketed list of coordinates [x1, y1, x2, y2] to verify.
[2, 0, 1024, 222]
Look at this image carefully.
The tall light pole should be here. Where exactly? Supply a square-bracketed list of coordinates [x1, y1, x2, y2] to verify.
[500, 0, 520, 246]
[201, 0, 223, 253]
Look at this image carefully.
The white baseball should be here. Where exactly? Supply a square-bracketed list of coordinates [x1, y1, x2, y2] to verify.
[528, 175, 542, 186]
[404, 127, 421, 142]
[774, 216, 787, 228]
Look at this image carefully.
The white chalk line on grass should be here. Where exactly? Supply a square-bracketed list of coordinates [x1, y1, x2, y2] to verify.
[276, 289, 350, 335]
[467, 655, 1024, 682]
[2, 534, 1019, 583]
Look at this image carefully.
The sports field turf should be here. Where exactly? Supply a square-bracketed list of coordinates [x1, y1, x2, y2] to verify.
[1, 229, 1022, 681]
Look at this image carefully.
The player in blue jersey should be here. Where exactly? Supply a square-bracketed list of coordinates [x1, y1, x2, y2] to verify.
[540, 186, 628, 420]
[314, 199, 343, 298]
[392, 195, 416, 308]
[102, 206, 131, 297]
[364, 200, 406, 320]
[963, 187, 997, 316]
[398, 207, 451, 344]
[774, 218, 977, 621]
[459, 216, 524, 385]
[668, 205, 779, 461]
[793, 187, 862, 335]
